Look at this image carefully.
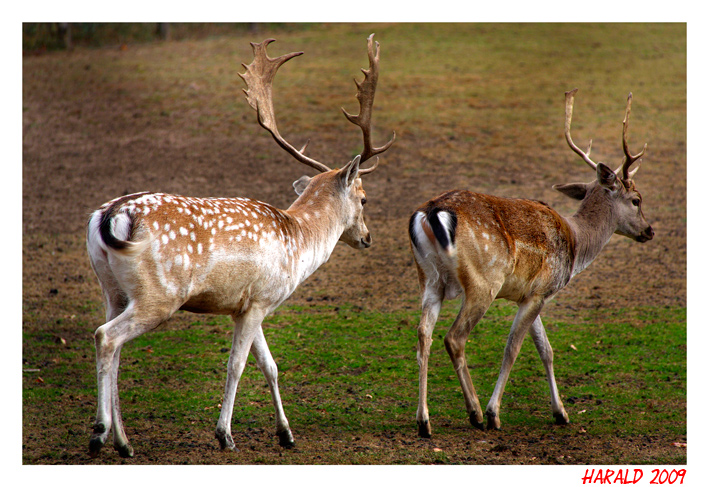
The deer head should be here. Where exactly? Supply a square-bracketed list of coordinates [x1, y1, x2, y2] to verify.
[290, 155, 372, 248]
[554, 89, 654, 243]
[239, 35, 395, 249]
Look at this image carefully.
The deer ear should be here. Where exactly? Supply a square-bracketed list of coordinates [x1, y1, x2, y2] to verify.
[597, 162, 621, 191]
[292, 175, 311, 195]
[553, 182, 589, 200]
[339, 155, 361, 189]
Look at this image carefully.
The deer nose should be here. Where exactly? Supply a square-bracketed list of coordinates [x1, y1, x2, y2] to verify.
[361, 233, 372, 248]
[639, 226, 654, 242]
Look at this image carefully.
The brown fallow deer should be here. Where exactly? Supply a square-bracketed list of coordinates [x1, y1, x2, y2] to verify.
[409, 89, 653, 438]
[86, 34, 394, 458]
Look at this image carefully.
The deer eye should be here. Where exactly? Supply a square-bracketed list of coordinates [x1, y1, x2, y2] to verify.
[632, 198, 640, 207]
[361, 198, 367, 206]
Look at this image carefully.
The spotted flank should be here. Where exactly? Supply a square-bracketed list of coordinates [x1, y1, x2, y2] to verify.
[92, 192, 290, 255]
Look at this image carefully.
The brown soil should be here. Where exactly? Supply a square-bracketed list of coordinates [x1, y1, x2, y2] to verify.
[22, 32, 686, 466]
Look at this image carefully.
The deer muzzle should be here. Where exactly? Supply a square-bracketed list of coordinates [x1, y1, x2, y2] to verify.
[637, 226, 654, 243]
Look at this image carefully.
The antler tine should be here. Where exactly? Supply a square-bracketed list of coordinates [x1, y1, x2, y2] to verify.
[564, 89, 597, 170]
[620, 92, 647, 180]
[240, 39, 331, 173]
[342, 34, 396, 175]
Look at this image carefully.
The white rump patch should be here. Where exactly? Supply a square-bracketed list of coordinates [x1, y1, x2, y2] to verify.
[410, 210, 460, 297]
[111, 212, 132, 241]
[436, 211, 455, 243]
[410, 212, 434, 258]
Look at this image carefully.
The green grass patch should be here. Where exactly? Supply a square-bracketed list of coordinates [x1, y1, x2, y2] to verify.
[24, 302, 685, 464]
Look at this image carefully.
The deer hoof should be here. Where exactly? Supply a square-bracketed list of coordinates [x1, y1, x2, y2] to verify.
[215, 429, 236, 451]
[88, 424, 108, 458]
[469, 411, 485, 431]
[88, 436, 105, 458]
[116, 442, 134, 458]
[277, 430, 295, 448]
[486, 411, 501, 431]
[417, 420, 432, 438]
[554, 411, 570, 425]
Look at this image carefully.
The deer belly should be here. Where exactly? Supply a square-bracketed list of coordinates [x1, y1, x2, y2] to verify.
[179, 277, 294, 315]
[179, 287, 255, 315]
[496, 248, 567, 302]
[175, 257, 295, 315]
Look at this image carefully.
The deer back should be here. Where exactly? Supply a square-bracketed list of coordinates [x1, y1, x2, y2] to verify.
[410, 190, 577, 303]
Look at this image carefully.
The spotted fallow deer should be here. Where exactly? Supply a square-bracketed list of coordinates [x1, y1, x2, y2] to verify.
[86, 34, 394, 457]
[409, 89, 653, 438]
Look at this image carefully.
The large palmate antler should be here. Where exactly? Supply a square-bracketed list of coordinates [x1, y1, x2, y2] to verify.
[240, 39, 330, 173]
[342, 34, 396, 174]
[240, 34, 394, 174]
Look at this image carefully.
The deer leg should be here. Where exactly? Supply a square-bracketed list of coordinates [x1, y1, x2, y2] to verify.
[529, 316, 570, 425]
[485, 297, 545, 430]
[109, 344, 134, 457]
[103, 291, 136, 456]
[215, 307, 265, 451]
[443, 295, 493, 432]
[250, 327, 294, 447]
[416, 285, 444, 438]
[90, 303, 168, 457]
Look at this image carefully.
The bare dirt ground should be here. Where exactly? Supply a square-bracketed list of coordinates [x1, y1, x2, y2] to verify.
[21, 27, 686, 466]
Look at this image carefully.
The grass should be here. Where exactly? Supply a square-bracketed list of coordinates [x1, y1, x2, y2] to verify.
[22, 301, 686, 463]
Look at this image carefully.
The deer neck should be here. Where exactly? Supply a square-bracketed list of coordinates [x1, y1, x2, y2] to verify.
[565, 188, 618, 277]
[283, 193, 345, 283]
